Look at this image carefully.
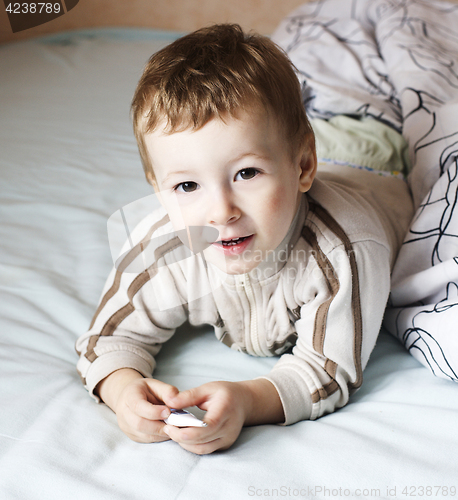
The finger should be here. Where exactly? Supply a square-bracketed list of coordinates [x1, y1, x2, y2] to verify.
[164, 424, 207, 443]
[123, 383, 172, 420]
[163, 423, 222, 448]
[136, 417, 169, 437]
[123, 411, 171, 440]
[126, 427, 171, 444]
[165, 385, 209, 409]
[178, 437, 224, 455]
[196, 389, 237, 426]
[130, 398, 171, 421]
[164, 420, 237, 454]
[144, 379, 179, 404]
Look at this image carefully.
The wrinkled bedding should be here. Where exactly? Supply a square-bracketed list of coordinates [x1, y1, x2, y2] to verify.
[272, 0, 458, 382]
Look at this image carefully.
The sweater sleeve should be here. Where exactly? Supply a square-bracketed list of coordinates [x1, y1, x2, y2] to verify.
[261, 223, 391, 424]
[75, 211, 188, 401]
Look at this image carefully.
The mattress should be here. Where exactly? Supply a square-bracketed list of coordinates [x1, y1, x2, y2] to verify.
[1, 27, 457, 500]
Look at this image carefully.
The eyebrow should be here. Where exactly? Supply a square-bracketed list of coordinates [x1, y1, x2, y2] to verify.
[232, 152, 270, 164]
[162, 170, 189, 183]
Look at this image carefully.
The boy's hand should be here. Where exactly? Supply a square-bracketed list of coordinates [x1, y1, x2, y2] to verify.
[96, 368, 178, 443]
[163, 379, 284, 455]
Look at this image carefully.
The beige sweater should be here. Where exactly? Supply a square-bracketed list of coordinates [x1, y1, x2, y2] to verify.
[76, 164, 413, 424]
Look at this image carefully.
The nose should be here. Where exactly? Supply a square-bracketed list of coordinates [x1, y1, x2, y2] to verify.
[208, 187, 241, 226]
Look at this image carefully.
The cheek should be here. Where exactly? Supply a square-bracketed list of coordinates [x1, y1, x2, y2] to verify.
[265, 195, 283, 219]
[268, 184, 297, 218]
[160, 191, 205, 230]
[162, 198, 189, 230]
[260, 187, 298, 236]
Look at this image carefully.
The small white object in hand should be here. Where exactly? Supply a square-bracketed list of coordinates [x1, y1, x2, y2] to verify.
[164, 409, 207, 427]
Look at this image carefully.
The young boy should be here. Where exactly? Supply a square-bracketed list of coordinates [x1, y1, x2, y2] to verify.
[75, 24, 413, 455]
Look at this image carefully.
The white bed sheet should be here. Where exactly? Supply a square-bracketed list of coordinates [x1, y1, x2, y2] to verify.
[1, 29, 457, 500]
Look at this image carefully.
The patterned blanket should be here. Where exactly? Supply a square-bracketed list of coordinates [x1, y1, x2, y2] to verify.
[272, 0, 458, 381]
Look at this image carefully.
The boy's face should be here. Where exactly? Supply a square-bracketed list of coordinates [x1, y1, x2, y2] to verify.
[144, 108, 316, 275]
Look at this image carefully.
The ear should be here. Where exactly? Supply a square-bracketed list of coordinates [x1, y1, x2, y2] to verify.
[298, 146, 317, 193]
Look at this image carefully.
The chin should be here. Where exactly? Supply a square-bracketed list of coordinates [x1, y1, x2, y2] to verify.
[226, 264, 256, 275]
[205, 254, 258, 275]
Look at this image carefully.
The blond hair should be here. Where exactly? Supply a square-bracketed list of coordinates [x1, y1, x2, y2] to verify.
[131, 24, 314, 180]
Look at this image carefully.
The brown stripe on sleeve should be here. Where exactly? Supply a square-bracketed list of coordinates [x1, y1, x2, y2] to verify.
[85, 335, 99, 362]
[84, 235, 183, 363]
[325, 358, 337, 378]
[301, 226, 340, 402]
[311, 379, 339, 404]
[301, 226, 340, 355]
[88, 213, 170, 331]
[309, 201, 364, 391]
[312, 359, 339, 403]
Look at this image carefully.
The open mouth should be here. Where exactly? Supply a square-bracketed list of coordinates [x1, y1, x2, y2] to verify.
[219, 236, 250, 247]
[211, 234, 254, 257]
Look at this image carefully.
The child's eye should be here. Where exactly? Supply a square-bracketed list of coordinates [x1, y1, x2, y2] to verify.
[235, 168, 259, 181]
[174, 181, 199, 193]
